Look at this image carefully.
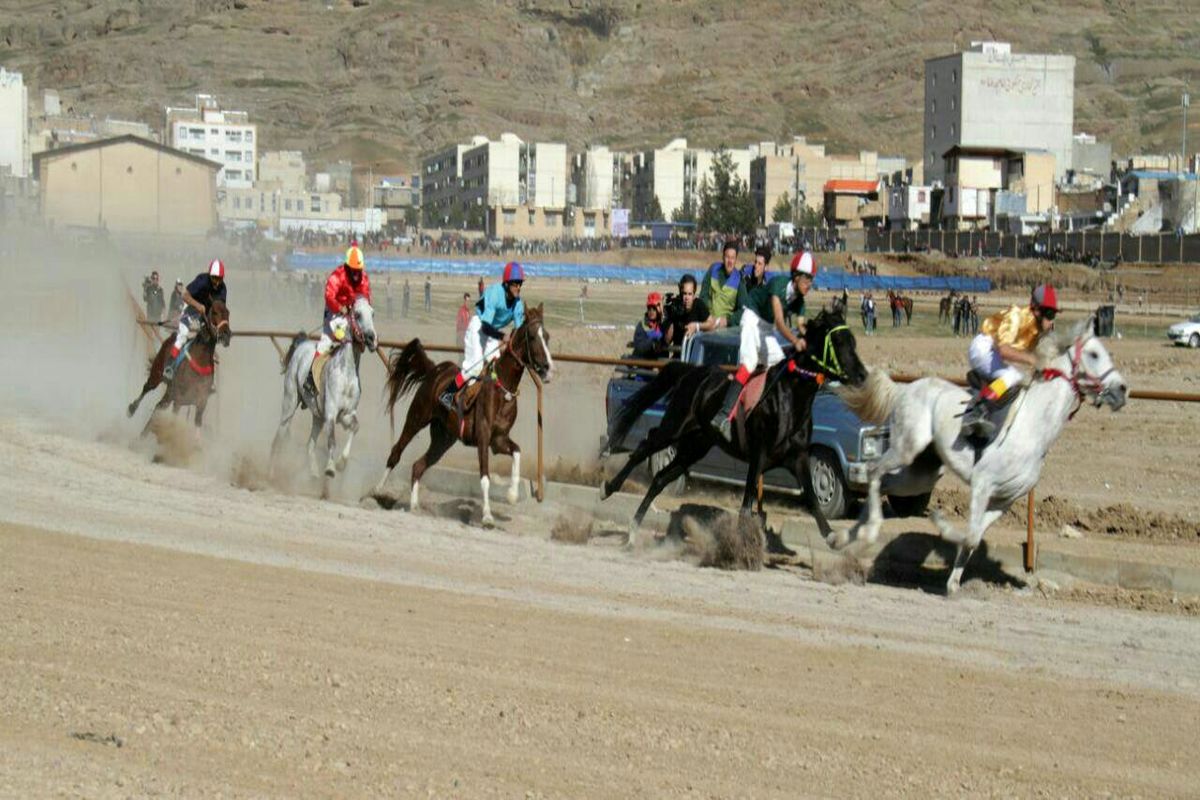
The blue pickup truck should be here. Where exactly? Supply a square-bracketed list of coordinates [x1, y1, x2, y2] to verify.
[602, 329, 931, 519]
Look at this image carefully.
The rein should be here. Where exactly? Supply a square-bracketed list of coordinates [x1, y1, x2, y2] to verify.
[1041, 336, 1113, 420]
[808, 324, 850, 380]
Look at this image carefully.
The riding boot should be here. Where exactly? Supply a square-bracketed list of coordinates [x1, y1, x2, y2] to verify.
[162, 346, 180, 381]
[960, 395, 996, 439]
[711, 379, 744, 441]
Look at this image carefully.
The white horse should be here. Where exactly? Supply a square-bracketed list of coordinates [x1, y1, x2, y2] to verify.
[834, 317, 1128, 593]
[271, 296, 378, 478]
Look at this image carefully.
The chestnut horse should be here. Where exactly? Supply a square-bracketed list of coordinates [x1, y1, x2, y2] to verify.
[127, 301, 232, 429]
[374, 304, 554, 526]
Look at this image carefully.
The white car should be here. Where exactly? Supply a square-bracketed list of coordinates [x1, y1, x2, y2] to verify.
[1168, 313, 1200, 348]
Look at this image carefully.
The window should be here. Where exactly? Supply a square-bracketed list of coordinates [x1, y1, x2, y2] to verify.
[948, 187, 955, 203]
[950, 97, 956, 111]
[210, 148, 220, 156]
[245, 170, 252, 181]
[503, 210, 515, 225]
[952, 68, 958, 84]
[234, 196, 241, 210]
[227, 151, 242, 162]
[931, 125, 937, 140]
[311, 196, 321, 212]
[545, 213, 559, 227]
[189, 127, 204, 139]
[245, 131, 253, 142]
[190, 149, 205, 157]
[285, 199, 292, 211]
[528, 210, 536, 225]
[226, 130, 242, 143]
[210, 128, 219, 135]
[931, 99, 937, 113]
[950, 123, 956, 138]
[226, 170, 243, 181]
[931, 73, 937, 88]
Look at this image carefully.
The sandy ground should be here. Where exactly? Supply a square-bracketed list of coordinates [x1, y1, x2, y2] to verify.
[2, 239, 1199, 795]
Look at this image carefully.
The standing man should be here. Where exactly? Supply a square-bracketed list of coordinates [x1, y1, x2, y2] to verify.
[143, 271, 166, 322]
[167, 278, 185, 325]
[162, 259, 227, 381]
[713, 249, 815, 432]
[441, 262, 526, 411]
[386, 275, 395, 319]
[424, 275, 432, 312]
[455, 292, 473, 340]
[402, 279, 411, 317]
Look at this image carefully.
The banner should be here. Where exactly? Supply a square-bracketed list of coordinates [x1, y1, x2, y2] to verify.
[611, 208, 630, 238]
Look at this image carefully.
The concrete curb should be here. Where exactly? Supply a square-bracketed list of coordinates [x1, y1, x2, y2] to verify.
[412, 465, 1200, 597]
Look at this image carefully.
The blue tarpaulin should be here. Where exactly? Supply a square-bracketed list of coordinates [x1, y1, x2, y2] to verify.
[286, 253, 991, 293]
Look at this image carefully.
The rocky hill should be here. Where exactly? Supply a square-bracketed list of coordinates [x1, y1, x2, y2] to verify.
[2, 0, 1198, 173]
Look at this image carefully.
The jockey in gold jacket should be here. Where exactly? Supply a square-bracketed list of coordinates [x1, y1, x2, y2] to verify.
[961, 284, 1058, 437]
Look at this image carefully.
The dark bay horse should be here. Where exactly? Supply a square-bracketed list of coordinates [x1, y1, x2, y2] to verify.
[601, 309, 867, 546]
[374, 304, 554, 526]
[127, 301, 231, 429]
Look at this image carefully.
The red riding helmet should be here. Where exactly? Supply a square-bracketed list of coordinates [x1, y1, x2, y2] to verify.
[208, 258, 226, 279]
[646, 291, 663, 308]
[790, 251, 817, 277]
[502, 261, 525, 284]
[1031, 284, 1058, 311]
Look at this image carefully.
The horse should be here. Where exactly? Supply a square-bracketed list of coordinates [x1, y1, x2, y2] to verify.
[271, 296, 378, 478]
[831, 288, 850, 317]
[899, 293, 913, 325]
[833, 316, 1128, 593]
[601, 309, 867, 546]
[937, 291, 956, 325]
[374, 305, 554, 527]
[127, 301, 232, 430]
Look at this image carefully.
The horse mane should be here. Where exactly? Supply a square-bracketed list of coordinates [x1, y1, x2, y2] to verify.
[384, 339, 437, 429]
[836, 367, 898, 425]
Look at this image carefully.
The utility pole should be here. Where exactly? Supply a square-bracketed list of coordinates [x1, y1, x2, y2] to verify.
[1183, 89, 1190, 173]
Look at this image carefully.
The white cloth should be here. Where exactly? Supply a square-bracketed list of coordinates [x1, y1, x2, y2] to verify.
[316, 314, 349, 356]
[172, 309, 201, 351]
[968, 332, 1023, 388]
[462, 314, 501, 379]
[738, 307, 785, 373]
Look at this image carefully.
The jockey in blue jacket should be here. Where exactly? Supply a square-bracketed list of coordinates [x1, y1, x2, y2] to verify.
[440, 261, 526, 410]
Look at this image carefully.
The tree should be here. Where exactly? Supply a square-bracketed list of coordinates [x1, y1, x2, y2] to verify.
[697, 148, 757, 235]
[404, 205, 420, 231]
[645, 194, 665, 222]
[672, 190, 697, 224]
[772, 191, 794, 224]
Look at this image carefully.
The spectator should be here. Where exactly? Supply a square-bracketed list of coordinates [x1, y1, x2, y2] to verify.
[631, 291, 668, 359]
[477, 276, 486, 297]
[456, 292, 473, 340]
[143, 271, 165, 322]
[167, 278, 185, 325]
[386, 275, 395, 319]
[403, 279, 411, 317]
[424, 275, 432, 312]
[664, 273, 715, 348]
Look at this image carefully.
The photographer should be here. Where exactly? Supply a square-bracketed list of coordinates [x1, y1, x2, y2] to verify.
[142, 271, 165, 323]
[664, 273, 716, 349]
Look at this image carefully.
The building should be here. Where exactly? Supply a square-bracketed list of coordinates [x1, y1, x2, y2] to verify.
[257, 150, 306, 191]
[488, 205, 611, 241]
[572, 145, 625, 209]
[630, 138, 754, 221]
[1070, 133, 1112, 182]
[750, 138, 880, 224]
[823, 179, 883, 228]
[371, 175, 419, 225]
[924, 41, 1075, 183]
[33, 135, 219, 236]
[888, 185, 933, 230]
[0, 68, 29, 179]
[165, 94, 257, 188]
[940, 145, 1056, 229]
[421, 142, 471, 227]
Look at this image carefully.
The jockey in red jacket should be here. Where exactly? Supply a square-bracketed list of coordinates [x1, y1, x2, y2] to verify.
[317, 245, 372, 357]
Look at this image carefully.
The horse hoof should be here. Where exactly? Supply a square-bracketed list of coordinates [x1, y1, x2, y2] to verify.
[506, 490, 519, 506]
[126, 404, 136, 418]
[482, 515, 496, 529]
[324, 467, 336, 479]
[335, 457, 348, 471]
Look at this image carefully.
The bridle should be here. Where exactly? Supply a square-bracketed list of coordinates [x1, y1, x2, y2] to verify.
[808, 324, 851, 381]
[1042, 334, 1115, 418]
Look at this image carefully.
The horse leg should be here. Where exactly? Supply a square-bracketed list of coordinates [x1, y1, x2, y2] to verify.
[477, 420, 495, 527]
[335, 410, 358, 471]
[373, 410, 428, 501]
[306, 412, 323, 477]
[270, 376, 302, 473]
[128, 350, 166, 417]
[322, 410, 338, 478]
[629, 436, 708, 544]
[835, 444, 909, 550]
[934, 482, 1004, 594]
[193, 394, 208, 429]
[602, 422, 683, 499]
[408, 422, 455, 512]
[490, 432, 521, 506]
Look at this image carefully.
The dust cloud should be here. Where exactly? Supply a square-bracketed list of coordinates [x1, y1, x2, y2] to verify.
[0, 232, 607, 507]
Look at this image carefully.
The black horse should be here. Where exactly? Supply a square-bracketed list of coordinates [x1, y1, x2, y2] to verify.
[601, 309, 868, 545]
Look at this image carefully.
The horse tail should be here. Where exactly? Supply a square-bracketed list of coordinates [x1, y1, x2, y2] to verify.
[281, 331, 307, 374]
[384, 338, 437, 428]
[609, 360, 692, 449]
[836, 367, 898, 425]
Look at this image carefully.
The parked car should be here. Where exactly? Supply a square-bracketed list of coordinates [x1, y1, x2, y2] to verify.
[602, 329, 931, 519]
[1167, 314, 1200, 348]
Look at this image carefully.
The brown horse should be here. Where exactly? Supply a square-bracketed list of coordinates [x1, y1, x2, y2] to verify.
[127, 301, 232, 430]
[374, 304, 554, 526]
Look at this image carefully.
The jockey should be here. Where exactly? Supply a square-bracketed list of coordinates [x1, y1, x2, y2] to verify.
[312, 245, 372, 389]
[163, 259, 226, 380]
[440, 261, 526, 411]
[961, 283, 1058, 437]
[713, 249, 815, 433]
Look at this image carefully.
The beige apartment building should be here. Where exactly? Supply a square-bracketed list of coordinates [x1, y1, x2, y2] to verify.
[941, 145, 1056, 229]
[750, 138, 880, 224]
[488, 204, 611, 241]
[34, 135, 218, 236]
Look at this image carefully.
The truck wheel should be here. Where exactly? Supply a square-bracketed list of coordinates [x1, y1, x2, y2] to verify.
[807, 449, 847, 519]
[888, 492, 932, 518]
[1190, 333, 1199, 349]
[648, 446, 686, 496]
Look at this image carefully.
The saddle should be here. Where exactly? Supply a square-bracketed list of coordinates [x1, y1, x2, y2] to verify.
[728, 370, 768, 444]
[168, 337, 214, 379]
[302, 344, 343, 411]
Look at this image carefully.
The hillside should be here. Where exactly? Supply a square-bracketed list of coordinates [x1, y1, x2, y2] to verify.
[2, 0, 1198, 173]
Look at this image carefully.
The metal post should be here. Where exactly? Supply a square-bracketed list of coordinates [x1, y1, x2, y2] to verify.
[1024, 491, 1037, 572]
[1183, 90, 1190, 170]
[532, 371, 545, 502]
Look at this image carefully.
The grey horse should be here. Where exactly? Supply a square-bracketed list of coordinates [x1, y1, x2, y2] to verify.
[271, 296, 378, 478]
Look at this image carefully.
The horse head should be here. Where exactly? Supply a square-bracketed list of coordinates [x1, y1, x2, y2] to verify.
[208, 301, 232, 347]
[515, 303, 555, 383]
[1058, 315, 1128, 411]
[803, 307, 868, 387]
[351, 295, 378, 352]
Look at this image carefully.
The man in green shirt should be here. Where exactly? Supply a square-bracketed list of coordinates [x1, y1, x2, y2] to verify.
[714, 249, 816, 434]
[698, 239, 745, 327]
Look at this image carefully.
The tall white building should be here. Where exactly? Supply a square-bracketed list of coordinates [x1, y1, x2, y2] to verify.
[632, 138, 753, 220]
[924, 41, 1075, 183]
[165, 94, 257, 188]
[0, 68, 30, 179]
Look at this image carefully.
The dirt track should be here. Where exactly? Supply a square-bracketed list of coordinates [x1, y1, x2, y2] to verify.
[2, 416, 1200, 797]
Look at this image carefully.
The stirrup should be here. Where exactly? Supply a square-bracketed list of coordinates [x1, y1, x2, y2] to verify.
[439, 389, 458, 411]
